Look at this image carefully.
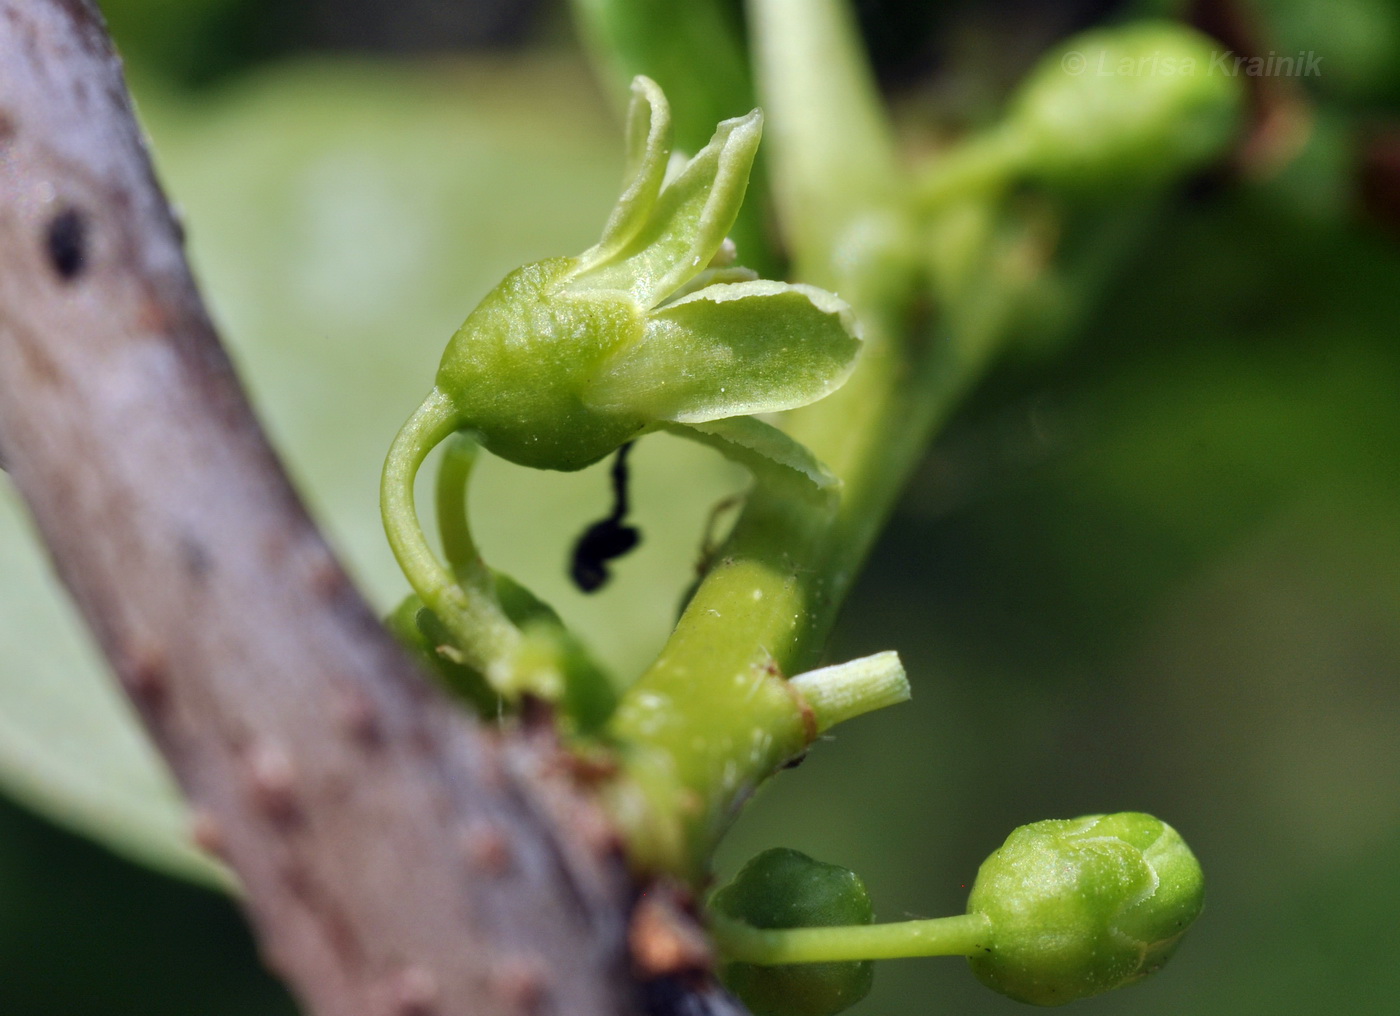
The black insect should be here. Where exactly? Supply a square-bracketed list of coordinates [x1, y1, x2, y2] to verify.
[570, 442, 642, 593]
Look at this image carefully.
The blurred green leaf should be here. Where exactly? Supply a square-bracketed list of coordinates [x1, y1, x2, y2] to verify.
[0, 492, 225, 886]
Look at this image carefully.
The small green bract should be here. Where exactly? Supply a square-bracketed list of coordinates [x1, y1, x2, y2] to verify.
[966, 812, 1206, 1006]
[712, 848, 875, 1016]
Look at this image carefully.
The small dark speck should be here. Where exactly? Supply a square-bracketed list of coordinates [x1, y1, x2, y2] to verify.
[179, 535, 212, 580]
[45, 207, 88, 281]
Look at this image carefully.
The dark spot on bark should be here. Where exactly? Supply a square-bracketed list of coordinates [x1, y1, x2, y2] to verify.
[0, 109, 15, 146]
[122, 648, 170, 711]
[492, 958, 547, 1016]
[179, 535, 212, 580]
[169, 203, 188, 246]
[337, 685, 383, 746]
[247, 743, 301, 825]
[393, 966, 439, 1016]
[190, 810, 227, 859]
[462, 822, 513, 876]
[45, 206, 88, 282]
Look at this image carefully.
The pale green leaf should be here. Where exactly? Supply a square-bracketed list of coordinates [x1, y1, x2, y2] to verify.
[0, 489, 231, 887]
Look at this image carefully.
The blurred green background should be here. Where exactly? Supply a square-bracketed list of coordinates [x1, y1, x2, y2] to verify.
[2, 0, 1400, 1012]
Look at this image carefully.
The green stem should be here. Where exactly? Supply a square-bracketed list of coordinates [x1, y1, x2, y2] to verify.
[433, 432, 492, 591]
[606, 482, 830, 875]
[746, 0, 904, 275]
[789, 651, 909, 733]
[913, 127, 1025, 215]
[381, 388, 522, 682]
[711, 912, 992, 964]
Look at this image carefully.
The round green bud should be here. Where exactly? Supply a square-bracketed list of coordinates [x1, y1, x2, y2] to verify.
[712, 848, 875, 1016]
[435, 257, 649, 471]
[1009, 22, 1242, 189]
[967, 812, 1205, 1006]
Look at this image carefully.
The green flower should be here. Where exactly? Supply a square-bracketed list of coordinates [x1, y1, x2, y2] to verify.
[919, 22, 1243, 210]
[966, 812, 1206, 1006]
[404, 75, 861, 473]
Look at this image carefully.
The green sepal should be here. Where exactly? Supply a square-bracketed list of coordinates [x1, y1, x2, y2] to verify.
[586, 280, 861, 424]
[664, 417, 836, 496]
[573, 108, 763, 307]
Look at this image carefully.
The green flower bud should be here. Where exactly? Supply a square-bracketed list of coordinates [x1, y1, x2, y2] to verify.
[712, 848, 875, 1016]
[966, 812, 1205, 1006]
[1008, 22, 1242, 189]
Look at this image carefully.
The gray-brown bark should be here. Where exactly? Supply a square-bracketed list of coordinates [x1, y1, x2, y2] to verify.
[0, 3, 748, 1014]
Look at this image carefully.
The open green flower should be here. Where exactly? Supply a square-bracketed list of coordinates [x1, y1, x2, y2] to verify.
[397, 75, 861, 474]
[381, 76, 862, 694]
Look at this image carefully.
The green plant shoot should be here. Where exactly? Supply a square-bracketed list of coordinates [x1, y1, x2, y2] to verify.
[381, 76, 861, 695]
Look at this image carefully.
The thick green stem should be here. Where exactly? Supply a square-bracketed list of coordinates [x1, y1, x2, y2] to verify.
[607, 484, 830, 875]
[711, 912, 992, 964]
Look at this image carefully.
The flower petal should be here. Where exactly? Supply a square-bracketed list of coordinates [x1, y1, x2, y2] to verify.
[584, 279, 862, 422]
[581, 76, 673, 267]
[574, 109, 762, 307]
